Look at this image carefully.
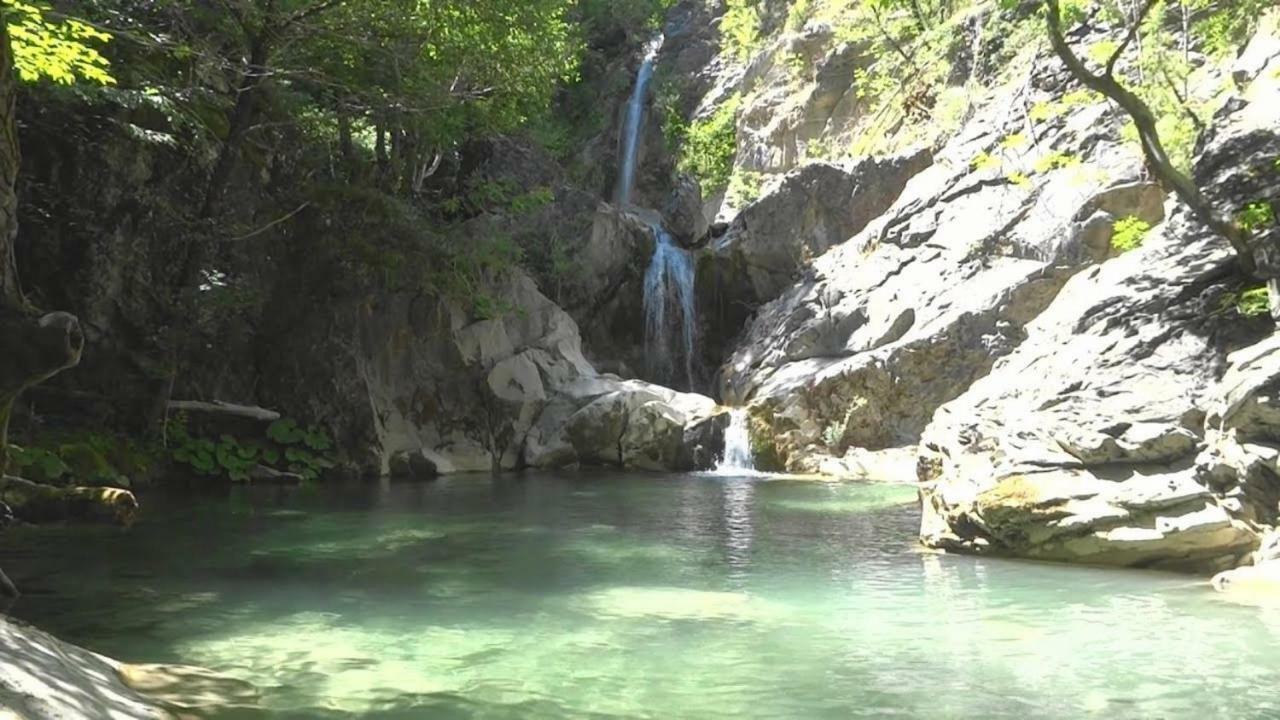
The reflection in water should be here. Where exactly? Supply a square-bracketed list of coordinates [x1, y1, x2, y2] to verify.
[721, 478, 754, 581]
[2, 473, 1280, 719]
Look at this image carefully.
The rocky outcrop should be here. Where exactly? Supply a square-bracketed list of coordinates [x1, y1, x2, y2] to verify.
[0, 616, 257, 719]
[917, 40, 1280, 572]
[359, 269, 723, 476]
[719, 49, 1163, 476]
[697, 150, 932, 369]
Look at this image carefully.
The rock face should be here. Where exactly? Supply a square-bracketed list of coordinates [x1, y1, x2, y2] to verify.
[720, 51, 1163, 475]
[358, 269, 722, 475]
[697, 150, 933, 369]
[691, 9, 1280, 572]
[916, 36, 1280, 572]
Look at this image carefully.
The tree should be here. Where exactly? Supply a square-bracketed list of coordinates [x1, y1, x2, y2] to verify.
[0, 0, 113, 596]
[1038, 0, 1259, 274]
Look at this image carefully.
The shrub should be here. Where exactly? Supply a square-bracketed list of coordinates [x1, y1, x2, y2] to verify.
[677, 93, 741, 193]
[168, 415, 336, 482]
[1235, 286, 1272, 318]
[1111, 216, 1152, 253]
[722, 0, 762, 61]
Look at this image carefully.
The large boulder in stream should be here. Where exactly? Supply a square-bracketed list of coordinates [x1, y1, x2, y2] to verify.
[359, 267, 724, 476]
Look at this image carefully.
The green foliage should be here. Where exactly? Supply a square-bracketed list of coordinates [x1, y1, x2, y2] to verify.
[1239, 201, 1276, 233]
[1041, 0, 1264, 175]
[786, 0, 814, 32]
[576, 0, 675, 35]
[8, 445, 70, 484]
[168, 414, 335, 483]
[1189, 0, 1274, 59]
[427, 234, 525, 319]
[1235, 286, 1272, 318]
[727, 170, 765, 207]
[722, 0, 763, 61]
[655, 75, 688, 152]
[7, 432, 152, 487]
[677, 93, 741, 193]
[1111, 216, 1152, 253]
[1033, 151, 1080, 174]
[3, 0, 114, 85]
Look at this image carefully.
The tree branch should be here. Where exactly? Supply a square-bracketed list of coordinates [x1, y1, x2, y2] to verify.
[220, 202, 310, 243]
[280, 0, 348, 32]
[1105, 0, 1160, 77]
[1043, 0, 1255, 274]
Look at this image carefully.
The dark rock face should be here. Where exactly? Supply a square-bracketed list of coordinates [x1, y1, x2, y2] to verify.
[677, 410, 731, 471]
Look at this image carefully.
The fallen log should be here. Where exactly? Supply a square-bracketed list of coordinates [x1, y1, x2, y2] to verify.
[0, 475, 138, 526]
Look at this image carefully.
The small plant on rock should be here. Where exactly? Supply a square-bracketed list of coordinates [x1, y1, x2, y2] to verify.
[1111, 216, 1152, 253]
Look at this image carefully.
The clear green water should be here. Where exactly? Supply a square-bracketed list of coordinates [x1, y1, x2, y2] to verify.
[3, 473, 1279, 719]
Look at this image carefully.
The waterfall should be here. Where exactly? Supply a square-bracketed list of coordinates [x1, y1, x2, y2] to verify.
[713, 409, 757, 474]
[616, 37, 664, 206]
[642, 225, 696, 389]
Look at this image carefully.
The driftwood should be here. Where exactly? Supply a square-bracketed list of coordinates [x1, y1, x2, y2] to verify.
[167, 401, 281, 423]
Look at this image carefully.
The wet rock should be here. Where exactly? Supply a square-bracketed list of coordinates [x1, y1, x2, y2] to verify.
[677, 410, 732, 471]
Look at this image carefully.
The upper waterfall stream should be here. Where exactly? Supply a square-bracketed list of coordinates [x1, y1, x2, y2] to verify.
[617, 36, 699, 391]
[615, 37, 662, 206]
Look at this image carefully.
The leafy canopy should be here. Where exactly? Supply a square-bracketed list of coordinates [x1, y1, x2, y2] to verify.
[2, 0, 114, 85]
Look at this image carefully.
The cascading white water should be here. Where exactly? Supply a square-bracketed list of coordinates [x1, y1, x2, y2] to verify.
[713, 409, 757, 474]
[615, 37, 664, 206]
[642, 225, 696, 389]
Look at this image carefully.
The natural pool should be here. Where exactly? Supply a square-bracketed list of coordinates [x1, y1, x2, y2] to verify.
[3, 472, 1279, 719]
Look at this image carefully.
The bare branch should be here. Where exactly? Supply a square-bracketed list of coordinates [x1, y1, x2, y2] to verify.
[1105, 0, 1159, 77]
[280, 0, 348, 31]
[220, 202, 311, 243]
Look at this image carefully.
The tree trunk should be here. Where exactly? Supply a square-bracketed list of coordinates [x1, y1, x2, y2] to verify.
[0, 16, 87, 598]
[0, 13, 21, 309]
[200, 33, 273, 221]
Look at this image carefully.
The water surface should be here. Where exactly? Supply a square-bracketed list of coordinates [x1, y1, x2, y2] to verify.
[3, 473, 1278, 719]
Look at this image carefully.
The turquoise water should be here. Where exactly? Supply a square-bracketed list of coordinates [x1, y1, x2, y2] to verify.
[3, 472, 1279, 719]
